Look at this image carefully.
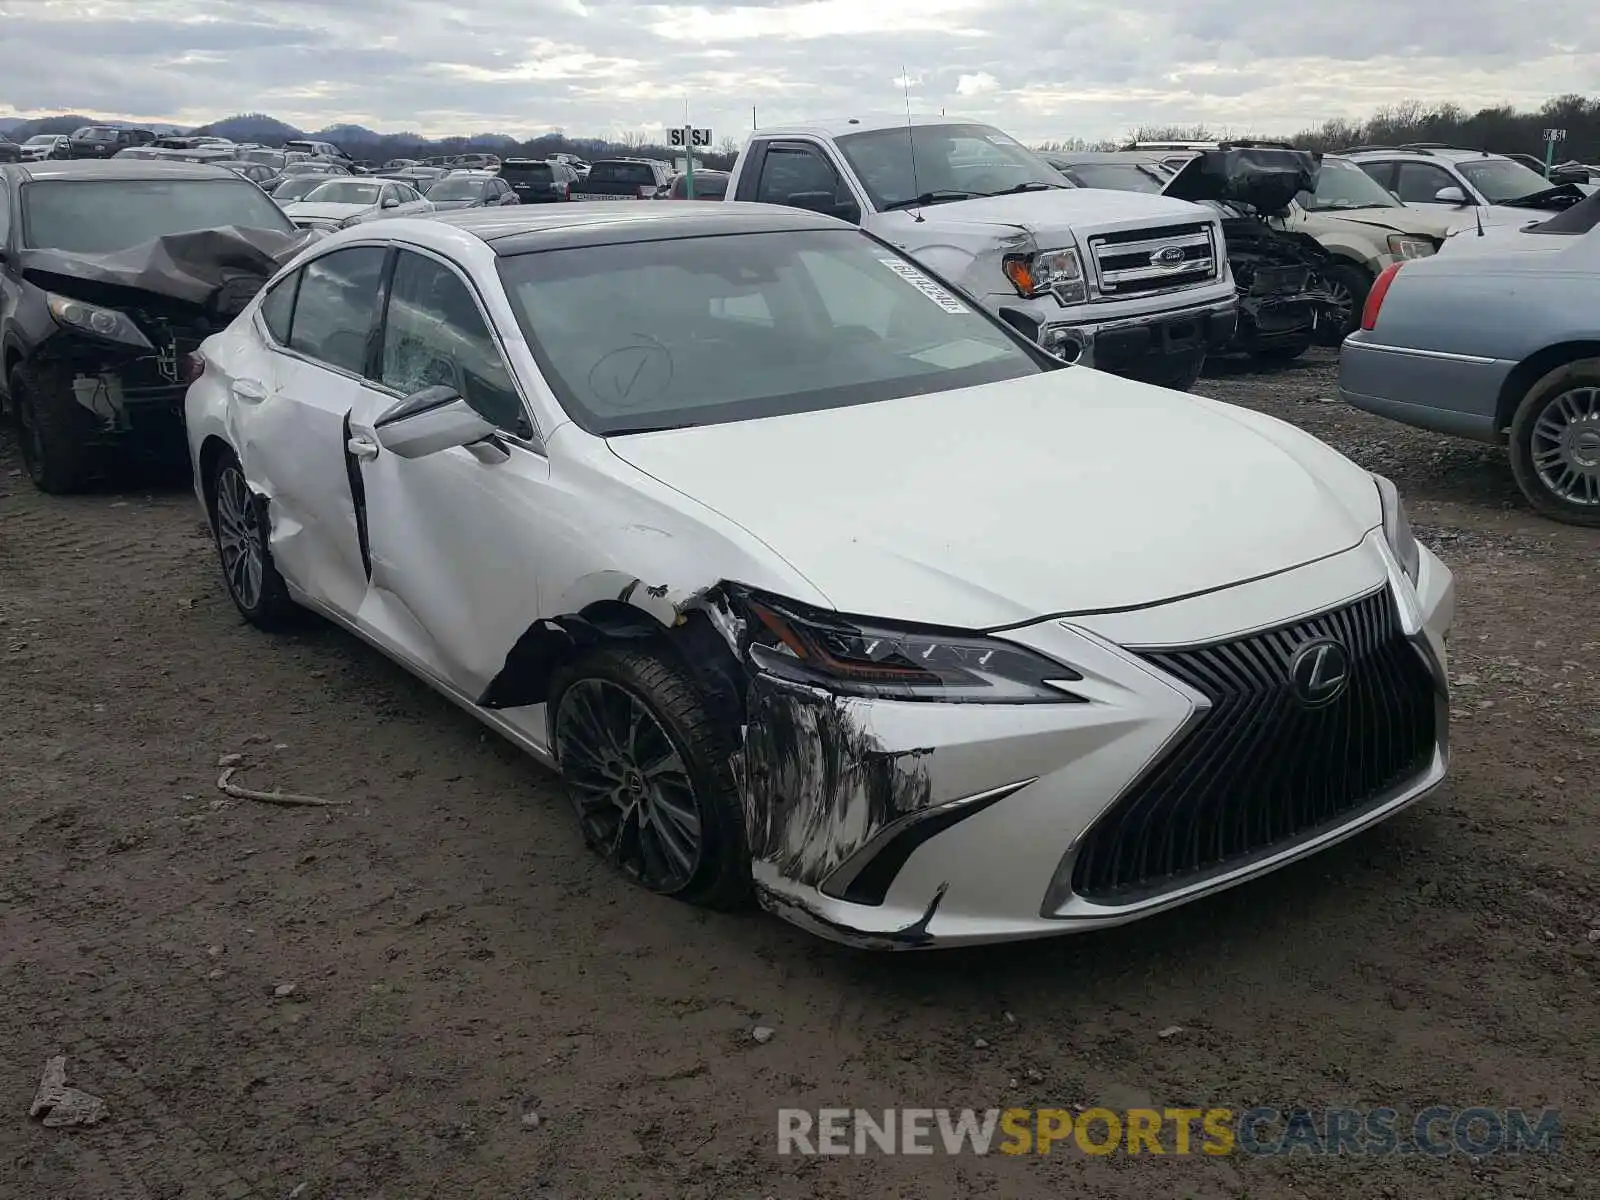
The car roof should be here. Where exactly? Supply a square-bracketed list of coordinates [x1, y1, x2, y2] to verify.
[1044, 151, 1170, 166]
[366, 201, 848, 256]
[4, 159, 243, 183]
[1341, 146, 1508, 163]
[753, 113, 993, 139]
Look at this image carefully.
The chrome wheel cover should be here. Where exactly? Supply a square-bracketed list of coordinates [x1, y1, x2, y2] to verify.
[215, 465, 265, 610]
[1531, 385, 1600, 507]
[555, 679, 703, 893]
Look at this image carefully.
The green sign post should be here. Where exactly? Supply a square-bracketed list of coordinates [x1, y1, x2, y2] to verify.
[670, 125, 712, 199]
[1543, 127, 1566, 177]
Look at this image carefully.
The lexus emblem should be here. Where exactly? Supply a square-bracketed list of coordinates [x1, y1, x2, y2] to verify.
[1288, 638, 1350, 707]
[1152, 246, 1187, 268]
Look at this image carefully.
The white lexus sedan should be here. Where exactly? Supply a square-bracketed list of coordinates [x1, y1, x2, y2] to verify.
[280, 177, 432, 231]
[185, 204, 1455, 949]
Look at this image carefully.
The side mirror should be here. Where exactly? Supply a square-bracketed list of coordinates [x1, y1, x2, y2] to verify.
[1433, 185, 1468, 205]
[373, 387, 497, 459]
[381, 196, 399, 209]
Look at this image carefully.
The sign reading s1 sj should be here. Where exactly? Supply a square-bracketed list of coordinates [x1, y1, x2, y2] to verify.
[670, 127, 713, 149]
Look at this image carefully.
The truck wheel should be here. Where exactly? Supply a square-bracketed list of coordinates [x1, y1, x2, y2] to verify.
[1145, 350, 1206, 392]
[1252, 332, 1316, 363]
[8, 361, 96, 494]
[1507, 359, 1600, 527]
[1317, 262, 1372, 345]
[550, 644, 752, 912]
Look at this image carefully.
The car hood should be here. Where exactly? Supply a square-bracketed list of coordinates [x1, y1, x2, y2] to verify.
[282, 201, 373, 220]
[905, 187, 1216, 244]
[606, 369, 1379, 628]
[1163, 147, 1319, 215]
[1309, 206, 1454, 239]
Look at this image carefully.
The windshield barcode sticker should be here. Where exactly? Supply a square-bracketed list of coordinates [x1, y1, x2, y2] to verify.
[878, 259, 968, 313]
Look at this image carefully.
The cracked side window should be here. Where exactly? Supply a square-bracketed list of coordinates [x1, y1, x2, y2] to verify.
[380, 251, 530, 438]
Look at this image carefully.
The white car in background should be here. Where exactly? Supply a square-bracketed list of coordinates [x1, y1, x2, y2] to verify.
[1342, 146, 1590, 229]
[280, 178, 432, 231]
[184, 205, 1454, 949]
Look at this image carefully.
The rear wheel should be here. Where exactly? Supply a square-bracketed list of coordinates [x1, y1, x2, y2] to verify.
[1316, 262, 1373, 345]
[8, 361, 96, 494]
[1508, 359, 1600, 527]
[551, 645, 751, 910]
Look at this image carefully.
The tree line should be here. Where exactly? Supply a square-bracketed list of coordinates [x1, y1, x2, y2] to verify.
[1040, 94, 1599, 163]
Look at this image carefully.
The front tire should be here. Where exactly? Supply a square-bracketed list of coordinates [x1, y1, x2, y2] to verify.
[208, 450, 298, 626]
[1508, 359, 1600, 527]
[551, 645, 751, 911]
[8, 361, 96, 494]
[1316, 262, 1372, 345]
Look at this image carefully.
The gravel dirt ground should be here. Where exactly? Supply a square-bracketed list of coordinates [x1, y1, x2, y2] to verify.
[2, 348, 1597, 1199]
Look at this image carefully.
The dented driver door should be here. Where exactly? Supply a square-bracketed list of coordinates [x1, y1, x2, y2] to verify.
[345, 248, 554, 700]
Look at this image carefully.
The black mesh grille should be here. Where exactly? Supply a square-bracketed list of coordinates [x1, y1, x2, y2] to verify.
[1070, 588, 1439, 903]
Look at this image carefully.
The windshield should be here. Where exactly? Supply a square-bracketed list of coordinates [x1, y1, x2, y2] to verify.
[1458, 158, 1556, 204]
[285, 161, 338, 175]
[24, 135, 58, 146]
[270, 175, 325, 202]
[242, 149, 286, 168]
[302, 181, 381, 205]
[503, 162, 554, 182]
[428, 177, 487, 200]
[21, 179, 293, 252]
[1298, 157, 1404, 210]
[1055, 162, 1166, 193]
[589, 161, 657, 184]
[496, 229, 1043, 436]
[76, 127, 118, 140]
[836, 123, 1065, 210]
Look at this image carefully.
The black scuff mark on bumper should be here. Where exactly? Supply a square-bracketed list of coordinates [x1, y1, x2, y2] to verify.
[756, 880, 949, 950]
[742, 672, 936, 891]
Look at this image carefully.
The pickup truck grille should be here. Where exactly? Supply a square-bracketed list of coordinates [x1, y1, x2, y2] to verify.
[1089, 222, 1218, 299]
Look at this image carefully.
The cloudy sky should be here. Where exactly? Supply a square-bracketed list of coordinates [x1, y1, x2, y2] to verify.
[0, 0, 1595, 142]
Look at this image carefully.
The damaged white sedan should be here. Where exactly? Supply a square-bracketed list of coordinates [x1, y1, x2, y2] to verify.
[186, 204, 1455, 949]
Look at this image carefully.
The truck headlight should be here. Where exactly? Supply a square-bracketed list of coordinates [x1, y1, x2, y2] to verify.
[46, 293, 154, 350]
[1374, 473, 1421, 584]
[1003, 248, 1086, 303]
[1387, 234, 1437, 260]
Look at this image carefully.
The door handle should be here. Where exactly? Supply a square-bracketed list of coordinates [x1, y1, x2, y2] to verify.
[347, 435, 379, 461]
[232, 378, 268, 403]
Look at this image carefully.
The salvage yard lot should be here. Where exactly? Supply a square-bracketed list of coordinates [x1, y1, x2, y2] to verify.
[1, 349, 1596, 1199]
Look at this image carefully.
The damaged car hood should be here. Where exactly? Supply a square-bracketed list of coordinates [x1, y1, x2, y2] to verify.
[18, 225, 320, 315]
[1163, 147, 1320, 215]
[607, 370, 1379, 629]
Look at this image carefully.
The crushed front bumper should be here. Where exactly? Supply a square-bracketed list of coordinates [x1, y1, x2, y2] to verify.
[744, 531, 1454, 949]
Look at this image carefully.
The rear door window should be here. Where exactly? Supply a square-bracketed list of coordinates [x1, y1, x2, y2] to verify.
[259, 270, 299, 344]
[287, 247, 387, 375]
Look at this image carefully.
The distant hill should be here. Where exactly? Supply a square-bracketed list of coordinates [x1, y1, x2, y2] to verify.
[0, 117, 26, 134]
[194, 113, 303, 142]
[311, 123, 381, 144]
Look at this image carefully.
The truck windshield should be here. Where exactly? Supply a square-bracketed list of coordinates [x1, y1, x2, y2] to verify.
[1298, 157, 1404, 211]
[836, 123, 1065, 211]
[496, 228, 1043, 435]
[22, 179, 294, 252]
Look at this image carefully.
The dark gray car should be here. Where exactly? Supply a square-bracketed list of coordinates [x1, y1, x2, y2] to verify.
[1339, 191, 1600, 525]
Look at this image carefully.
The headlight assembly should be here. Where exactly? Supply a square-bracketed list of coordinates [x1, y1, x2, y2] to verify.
[742, 592, 1085, 703]
[1374, 473, 1421, 584]
[1387, 234, 1437, 260]
[46, 293, 153, 350]
[1003, 247, 1087, 304]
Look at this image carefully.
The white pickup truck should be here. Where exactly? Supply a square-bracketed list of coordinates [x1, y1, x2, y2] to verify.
[726, 115, 1239, 389]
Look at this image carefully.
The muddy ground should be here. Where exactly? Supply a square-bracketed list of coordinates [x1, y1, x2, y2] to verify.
[2, 349, 1596, 1199]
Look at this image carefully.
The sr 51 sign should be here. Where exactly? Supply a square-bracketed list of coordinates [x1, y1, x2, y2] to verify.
[670, 127, 713, 148]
